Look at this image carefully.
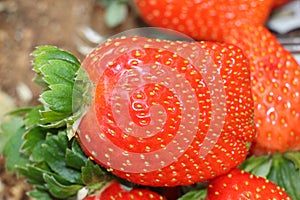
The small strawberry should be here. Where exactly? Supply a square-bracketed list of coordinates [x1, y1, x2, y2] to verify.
[225, 25, 300, 154]
[206, 168, 292, 199]
[77, 36, 255, 186]
[84, 181, 166, 200]
[134, 0, 273, 41]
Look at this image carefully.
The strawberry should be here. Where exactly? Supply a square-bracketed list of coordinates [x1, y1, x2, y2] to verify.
[77, 36, 255, 186]
[206, 168, 292, 199]
[84, 181, 166, 200]
[272, 0, 293, 9]
[225, 25, 300, 155]
[134, 0, 273, 41]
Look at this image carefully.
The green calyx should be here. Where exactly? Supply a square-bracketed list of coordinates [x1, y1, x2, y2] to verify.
[97, 0, 132, 28]
[32, 46, 92, 139]
[239, 152, 300, 199]
[1, 46, 110, 199]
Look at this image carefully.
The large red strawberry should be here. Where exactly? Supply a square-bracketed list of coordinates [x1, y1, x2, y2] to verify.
[134, 0, 273, 42]
[76, 36, 255, 187]
[84, 181, 166, 200]
[225, 25, 300, 155]
[206, 168, 292, 199]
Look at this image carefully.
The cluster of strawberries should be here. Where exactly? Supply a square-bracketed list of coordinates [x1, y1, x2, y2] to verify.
[2, 0, 298, 200]
[79, 0, 299, 199]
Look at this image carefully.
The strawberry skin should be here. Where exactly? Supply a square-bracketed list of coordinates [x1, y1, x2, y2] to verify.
[272, 0, 293, 9]
[84, 181, 166, 200]
[134, 0, 273, 41]
[206, 168, 292, 199]
[225, 25, 300, 154]
[77, 36, 255, 186]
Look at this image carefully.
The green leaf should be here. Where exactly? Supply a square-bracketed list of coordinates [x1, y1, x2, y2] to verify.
[42, 131, 82, 184]
[31, 45, 82, 129]
[32, 46, 80, 75]
[82, 159, 109, 186]
[43, 174, 83, 199]
[28, 190, 53, 200]
[177, 189, 207, 200]
[250, 157, 272, 178]
[32, 46, 80, 89]
[65, 140, 87, 170]
[17, 164, 49, 185]
[268, 154, 300, 200]
[2, 122, 29, 172]
[104, 1, 128, 28]
[24, 106, 43, 128]
[40, 60, 77, 86]
[21, 127, 47, 162]
[239, 155, 269, 172]
[39, 110, 68, 125]
[72, 67, 92, 113]
[284, 151, 300, 169]
[0, 117, 24, 153]
[7, 107, 34, 116]
[41, 84, 73, 113]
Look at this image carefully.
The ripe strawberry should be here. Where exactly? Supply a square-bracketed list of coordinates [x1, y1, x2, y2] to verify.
[225, 25, 300, 155]
[272, 0, 293, 9]
[134, 0, 273, 41]
[206, 168, 292, 199]
[84, 181, 166, 200]
[77, 36, 255, 186]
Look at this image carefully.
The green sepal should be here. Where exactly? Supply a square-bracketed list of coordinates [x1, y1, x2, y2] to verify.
[27, 190, 53, 200]
[97, 0, 131, 28]
[239, 155, 269, 173]
[81, 159, 112, 196]
[43, 173, 83, 199]
[6, 107, 35, 116]
[239, 155, 272, 177]
[5, 106, 43, 129]
[17, 163, 51, 186]
[104, 0, 128, 28]
[68, 67, 93, 139]
[240, 152, 300, 199]
[39, 110, 69, 127]
[284, 151, 300, 169]
[21, 126, 47, 162]
[0, 116, 24, 153]
[42, 131, 82, 184]
[82, 159, 110, 186]
[40, 59, 78, 86]
[32, 46, 80, 85]
[268, 153, 300, 200]
[65, 139, 88, 170]
[40, 84, 73, 114]
[32, 45, 83, 130]
[2, 119, 29, 172]
[1, 45, 111, 200]
[177, 189, 207, 200]
[82, 159, 108, 186]
[23, 106, 43, 128]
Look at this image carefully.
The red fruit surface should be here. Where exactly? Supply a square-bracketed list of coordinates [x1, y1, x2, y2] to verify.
[134, 0, 273, 41]
[225, 25, 300, 155]
[77, 36, 255, 186]
[206, 168, 292, 199]
[84, 181, 166, 200]
[272, 0, 293, 9]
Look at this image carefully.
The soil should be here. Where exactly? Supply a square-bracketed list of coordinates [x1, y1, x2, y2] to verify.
[0, 0, 141, 199]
